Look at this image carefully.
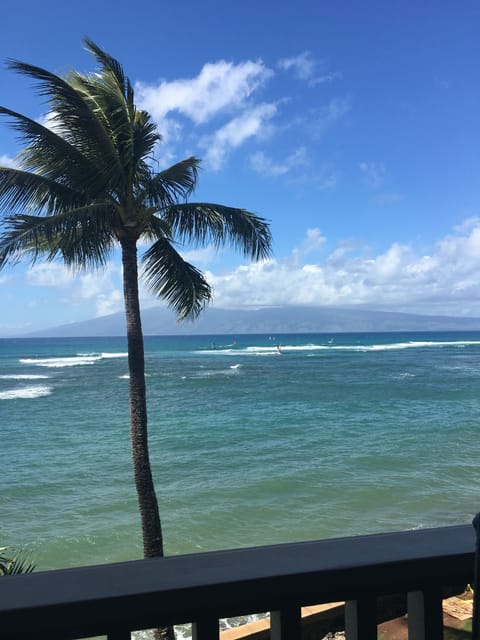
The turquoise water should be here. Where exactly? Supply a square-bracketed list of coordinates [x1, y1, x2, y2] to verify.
[1, 332, 480, 571]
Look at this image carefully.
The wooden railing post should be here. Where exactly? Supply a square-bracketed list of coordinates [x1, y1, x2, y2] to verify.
[107, 630, 131, 640]
[192, 617, 220, 640]
[345, 596, 377, 640]
[0, 525, 473, 639]
[270, 606, 302, 639]
[407, 589, 443, 640]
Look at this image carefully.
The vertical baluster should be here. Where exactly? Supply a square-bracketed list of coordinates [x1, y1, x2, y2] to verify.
[107, 630, 131, 640]
[407, 589, 443, 640]
[345, 596, 377, 640]
[270, 606, 302, 639]
[192, 617, 219, 640]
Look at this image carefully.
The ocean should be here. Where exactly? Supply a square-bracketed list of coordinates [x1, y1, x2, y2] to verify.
[1, 331, 480, 573]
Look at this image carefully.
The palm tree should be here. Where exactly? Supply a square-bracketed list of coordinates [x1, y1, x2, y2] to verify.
[0, 40, 272, 566]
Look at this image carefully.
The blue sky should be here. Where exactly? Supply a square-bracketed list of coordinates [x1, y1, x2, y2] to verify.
[0, 1, 479, 335]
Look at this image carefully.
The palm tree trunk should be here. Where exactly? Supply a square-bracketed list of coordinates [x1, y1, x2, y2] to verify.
[121, 237, 175, 640]
[120, 235, 164, 559]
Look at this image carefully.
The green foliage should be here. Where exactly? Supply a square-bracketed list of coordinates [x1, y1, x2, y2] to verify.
[0, 38, 272, 320]
[0, 546, 35, 576]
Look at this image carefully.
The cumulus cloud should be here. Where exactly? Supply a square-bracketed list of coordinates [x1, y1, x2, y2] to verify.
[290, 228, 326, 265]
[96, 289, 124, 317]
[21, 220, 480, 321]
[27, 263, 76, 288]
[278, 51, 341, 87]
[136, 60, 273, 125]
[206, 221, 480, 316]
[26, 262, 124, 317]
[202, 103, 277, 170]
[179, 245, 220, 267]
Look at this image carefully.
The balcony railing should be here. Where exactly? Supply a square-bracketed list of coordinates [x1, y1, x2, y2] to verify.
[0, 524, 475, 640]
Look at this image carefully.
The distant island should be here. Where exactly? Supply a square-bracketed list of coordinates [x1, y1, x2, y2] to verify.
[25, 305, 480, 338]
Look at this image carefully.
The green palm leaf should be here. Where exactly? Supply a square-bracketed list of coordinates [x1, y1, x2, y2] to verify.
[0, 167, 85, 214]
[0, 546, 35, 576]
[164, 202, 272, 260]
[0, 106, 102, 192]
[0, 203, 119, 268]
[7, 59, 125, 190]
[142, 238, 212, 319]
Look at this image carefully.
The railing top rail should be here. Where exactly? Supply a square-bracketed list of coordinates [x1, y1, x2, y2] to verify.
[0, 524, 474, 639]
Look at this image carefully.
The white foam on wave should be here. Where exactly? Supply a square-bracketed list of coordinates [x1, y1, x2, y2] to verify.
[0, 374, 50, 380]
[0, 385, 52, 400]
[337, 340, 480, 352]
[19, 352, 128, 368]
[392, 372, 416, 380]
[100, 352, 128, 359]
[199, 339, 480, 357]
[20, 356, 101, 367]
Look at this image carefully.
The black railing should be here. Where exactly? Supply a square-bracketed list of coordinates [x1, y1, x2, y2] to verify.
[0, 524, 474, 640]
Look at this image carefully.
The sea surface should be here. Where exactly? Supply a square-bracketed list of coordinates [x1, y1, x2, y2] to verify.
[1, 331, 480, 573]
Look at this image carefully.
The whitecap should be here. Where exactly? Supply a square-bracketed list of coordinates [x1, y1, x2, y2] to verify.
[331, 340, 480, 352]
[118, 373, 151, 379]
[0, 374, 50, 380]
[230, 364, 242, 369]
[0, 385, 52, 400]
[19, 356, 101, 368]
[100, 352, 128, 359]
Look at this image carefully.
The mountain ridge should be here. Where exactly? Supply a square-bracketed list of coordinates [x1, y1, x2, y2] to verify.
[25, 305, 480, 337]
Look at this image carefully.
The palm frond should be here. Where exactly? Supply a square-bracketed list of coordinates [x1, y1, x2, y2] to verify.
[164, 202, 272, 261]
[0, 107, 102, 193]
[83, 38, 133, 104]
[141, 238, 212, 319]
[147, 157, 200, 209]
[0, 203, 119, 269]
[6, 59, 125, 189]
[132, 111, 162, 171]
[140, 213, 173, 243]
[0, 167, 85, 214]
[0, 546, 35, 576]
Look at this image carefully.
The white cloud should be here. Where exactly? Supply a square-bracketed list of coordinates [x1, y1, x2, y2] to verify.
[26, 262, 124, 317]
[0, 154, 17, 168]
[136, 60, 273, 125]
[27, 263, 76, 288]
[250, 146, 308, 177]
[300, 98, 350, 139]
[249, 148, 337, 190]
[15, 219, 480, 323]
[278, 51, 341, 87]
[206, 221, 480, 316]
[180, 245, 220, 267]
[359, 162, 386, 189]
[454, 217, 480, 233]
[96, 289, 124, 317]
[202, 103, 277, 170]
[290, 228, 326, 265]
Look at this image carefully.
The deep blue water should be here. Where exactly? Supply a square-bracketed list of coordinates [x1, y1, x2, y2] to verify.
[1, 331, 480, 571]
